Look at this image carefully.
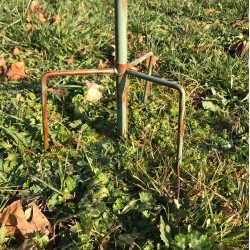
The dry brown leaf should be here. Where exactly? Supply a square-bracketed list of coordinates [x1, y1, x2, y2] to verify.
[204, 8, 216, 13]
[0, 57, 7, 70]
[0, 57, 7, 81]
[13, 47, 21, 55]
[237, 40, 249, 57]
[53, 15, 60, 24]
[47, 87, 67, 96]
[67, 57, 74, 64]
[38, 13, 46, 23]
[26, 23, 37, 36]
[138, 35, 144, 44]
[16, 93, 22, 101]
[26, 23, 33, 32]
[26, 12, 32, 22]
[229, 40, 249, 57]
[0, 200, 52, 250]
[7, 61, 28, 81]
[130, 66, 139, 71]
[26, 203, 52, 236]
[136, 51, 159, 69]
[30, 0, 39, 12]
[232, 19, 248, 28]
[53, 141, 63, 147]
[11, 214, 37, 238]
[0, 200, 25, 236]
[98, 60, 109, 69]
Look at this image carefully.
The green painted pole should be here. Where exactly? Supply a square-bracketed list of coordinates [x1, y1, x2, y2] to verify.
[115, 0, 128, 138]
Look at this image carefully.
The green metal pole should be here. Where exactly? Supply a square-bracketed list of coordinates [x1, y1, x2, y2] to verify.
[115, 0, 128, 138]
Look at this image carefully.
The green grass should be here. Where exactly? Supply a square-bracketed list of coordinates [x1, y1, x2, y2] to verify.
[0, 0, 248, 249]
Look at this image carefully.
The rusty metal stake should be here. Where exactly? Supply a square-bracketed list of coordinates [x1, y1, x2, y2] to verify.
[41, 0, 185, 198]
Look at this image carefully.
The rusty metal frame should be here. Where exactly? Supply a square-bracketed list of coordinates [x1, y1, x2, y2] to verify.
[41, 0, 185, 198]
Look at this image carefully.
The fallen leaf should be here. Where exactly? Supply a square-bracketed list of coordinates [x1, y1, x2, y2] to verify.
[0, 57, 7, 70]
[7, 61, 28, 81]
[47, 87, 67, 96]
[83, 81, 103, 102]
[98, 60, 109, 69]
[53, 141, 63, 147]
[136, 51, 159, 69]
[26, 12, 32, 22]
[232, 19, 248, 28]
[26, 23, 33, 32]
[236, 40, 249, 57]
[138, 35, 145, 44]
[13, 47, 21, 55]
[67, 57, 74, 64]
[53, 15, 60, 24]
[228, 40, 249, 57]
[38, 13, 46, 23]
[0, 200, 52, 250]
[0, 57, 7, 81]
[30, 0, 39, 12]
[16, 93, 22, 101]
[10, 214, 37, 239]
[204, 8, 216, 13]
[26, 203, 52, 236]
[130, 66, 139, 71]
[0, 200, 25, 236]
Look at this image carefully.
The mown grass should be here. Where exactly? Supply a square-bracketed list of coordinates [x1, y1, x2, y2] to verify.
[0, 0, 248, 249]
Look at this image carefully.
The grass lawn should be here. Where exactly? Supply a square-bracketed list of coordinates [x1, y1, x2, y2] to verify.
[0, 0, 248, 249]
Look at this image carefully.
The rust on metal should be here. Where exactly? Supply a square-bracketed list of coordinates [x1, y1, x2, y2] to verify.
[122, 84, 128, 103]
[42, 68, 116, 150]
[122, 0, 127, 12]
[116, 63, 128, 76]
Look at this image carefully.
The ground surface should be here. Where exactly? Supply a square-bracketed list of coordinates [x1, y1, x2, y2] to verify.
[0, 0, 248, 249]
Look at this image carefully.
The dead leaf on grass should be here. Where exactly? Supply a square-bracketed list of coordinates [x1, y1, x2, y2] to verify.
[136, 51, 159, 69]
[236, 40, 249, 57]
[228, 40, 249, 57]
[38, 13, 46, 23]
[26, 203, 52, 236]
[0, 200, 24, 236]
[47, 87, 67, 96]
[26, 23, 37, 36]
[13, 47, 21, 55]
[30, 0, 39, 13]
[0, 200, 53, 248]
[98, 60, 109, 69]
[26, 12, 32, 22]
[130, 66, 139, 71]
[16, 93, 22, 101]
[67, 57, 74, 64]
[0, 57, 7, 70]
[138, 35, 145, 44]
[7, 61, 28, 81]
[0, 57, 8, 81]
[53, 15, 60, 24]
[232, 19, 248, 28]
[204, 8, 216, 13]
